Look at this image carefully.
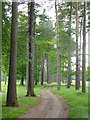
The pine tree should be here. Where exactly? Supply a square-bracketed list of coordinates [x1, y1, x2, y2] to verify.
[75, 1, 80, 90]
[6, 2, 18, 107]
[82, 2, 86, 93]
[67, 2, 72, 88]
[0, 1, 2, 92]
[26, 2, 35, 96]
[55, 0, 61, 90]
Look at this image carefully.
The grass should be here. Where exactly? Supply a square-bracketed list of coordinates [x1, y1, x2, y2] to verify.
[1, 81, 88, 119]
[1, 82, 44, 119]
[51, 81, 88, 118]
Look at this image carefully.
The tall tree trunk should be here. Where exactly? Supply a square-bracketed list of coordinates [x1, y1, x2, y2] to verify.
[32, 12, 36, 88]
[26, 61, 28, 90]
[0, 1, 2, 92]
[0, 68, 1, 92]
[55, 0, 60, 90]
[41, 54, 44, 85]
[67, 2, 72, 88]
[20, 76, 24, 86]
[59, 10, 62, 87]
[31, 36, 35, 88]
[26, 2, 35, 96]
[82, 2, 86, 93]
[26, 2, 29, 90]
[47, 55, 49, 83]
[6, 2, 18, 107]
[48, 56, 51, 84]
[78, 20, 82, 87]
[75, 1, 80, 90]
[5, 77, 6, 85]
[35, 47, 38, 85]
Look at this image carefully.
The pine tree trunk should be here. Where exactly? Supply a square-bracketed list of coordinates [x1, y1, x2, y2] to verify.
[6, 2, 18, 107]
[41, 54, 44, 85]
[88, 31, 90, 74]
[47, 55, 49, 84]
[35, 80, 37, 85]
[67, 2, 72, 88]
[20, 76, 24, 86]
[48, 56, 51, 84]
[26, 4, 29, 90]
[35, 48, 38, 85]
[32, 12, 36, 88]
[59, 7, 62, 88]
[78, 20, 82, 88]
[0, 1, 2, 92]
[26, 2, 35, 96]
[55, 0, 60, 90]
[26, 62, 28, 90]
[0, 68, 1, 92]
[31, 31, 35, 88]
[75, 2, 80, 90]
[5, 77, 6, 85]
[82, 2, 86, 93]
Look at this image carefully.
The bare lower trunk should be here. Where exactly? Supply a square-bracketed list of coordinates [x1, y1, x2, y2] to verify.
[5, 77, 6, 85]
[20, 76, 24, 86]
[35, 80, 37, 85]
[6, 2, 18, 107]
[82, 2, 86, 93]
[59, 15, 62, 88]
[31, 38, 35, 88]
[0, 68, 1, 92]
[55, 0, 60, 90]
[78, 20, 82, 88]
[26, 2, 35, 96]
[26, 62, 28, 90]
[47, 55, 49, 84]
[67, 2, 72, 88]
[0, 1, 2, 92]
[48, 56, 51, 84]
[75, 2, 80, 90]
[41, 54, 44, 85]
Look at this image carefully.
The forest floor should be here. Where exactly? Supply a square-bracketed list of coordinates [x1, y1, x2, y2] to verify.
[20, 87, 70, 118]
[2, 83, 44, 118]
[52, 82, 88, 118]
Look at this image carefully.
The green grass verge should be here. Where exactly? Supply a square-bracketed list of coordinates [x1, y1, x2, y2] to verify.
[1, 82, 44, 119]
[51, 82, 88, 118]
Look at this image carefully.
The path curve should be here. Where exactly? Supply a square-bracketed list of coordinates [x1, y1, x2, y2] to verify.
[20, 87, 70, 118]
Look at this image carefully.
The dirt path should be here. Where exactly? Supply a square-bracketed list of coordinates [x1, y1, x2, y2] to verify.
[20, 87, 70, 118]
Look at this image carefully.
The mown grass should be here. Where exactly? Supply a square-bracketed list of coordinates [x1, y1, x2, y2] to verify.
[51, 81, 88, 118]
[1, 81, 88, 119]
[1, 82, 44, 119]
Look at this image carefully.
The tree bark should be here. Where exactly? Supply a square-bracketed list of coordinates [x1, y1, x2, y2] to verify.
[26, 61, 28, 90]
[26, 2, 29, 90]
[67, 2, 72, 88]
[48, 56, 52, 84]
[0, 1, 2, 92]
[0, 68, 1, 92]
[59, 5, 62, 87]
[59, 6, 62, 87]
[6, 2, 18, 107]
[5, 77, 6, 85]
[35, 48, 38, 85]
[26, 2, 35, 96]
[41, 54, 44, 85]
[78, 20, 82, 88]
[82, 2, 86, 93]
[75, 1, 80, 90]
[20, 76, 24, 86]
[47, 55, 49, 84]
[31, 29, 35, 88]
[55, 0, 61, 90]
